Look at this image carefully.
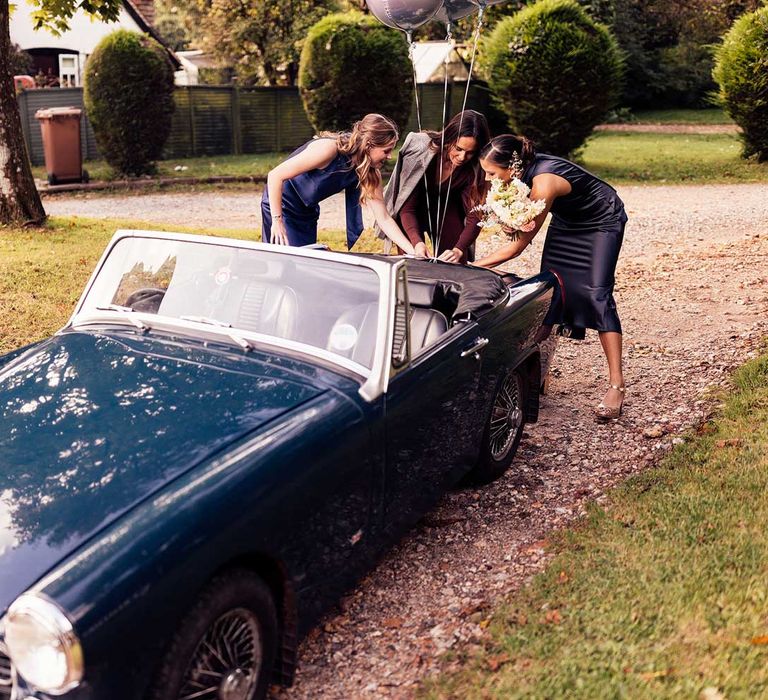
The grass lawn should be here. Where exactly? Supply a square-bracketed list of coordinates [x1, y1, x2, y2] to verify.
[0, 217, 383, 354]
[421, 349, 768, 699]
[579, 132, 768, 185]
[631, 108, 733, 125]
[31, 152, 287, 183]
[36, 130, 768, 190]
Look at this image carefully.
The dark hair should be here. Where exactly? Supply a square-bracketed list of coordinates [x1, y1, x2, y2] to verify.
[427, 110, 491, 208]
[479, 134, 537, 173]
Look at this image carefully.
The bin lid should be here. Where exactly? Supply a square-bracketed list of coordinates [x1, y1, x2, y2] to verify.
[35, 107, 82, 119]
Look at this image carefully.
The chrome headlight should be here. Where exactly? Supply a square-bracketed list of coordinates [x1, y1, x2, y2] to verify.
[4, 594, 83, 695]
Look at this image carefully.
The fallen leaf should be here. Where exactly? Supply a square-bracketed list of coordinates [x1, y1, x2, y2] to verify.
[715, 438, 742, 448]
[558, 570, 569, 583]
[382, 617, 404, 629]
[544, 609, 563, 624]
[638, 668, 672, 681]
[487, 653, 510, 672]
[751, 635, 768, 645]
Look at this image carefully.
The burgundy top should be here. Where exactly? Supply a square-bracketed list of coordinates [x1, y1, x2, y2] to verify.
[397, 158, 481, 256]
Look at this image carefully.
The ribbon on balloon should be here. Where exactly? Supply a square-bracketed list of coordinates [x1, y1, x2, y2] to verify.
[366, 0, 507, 257]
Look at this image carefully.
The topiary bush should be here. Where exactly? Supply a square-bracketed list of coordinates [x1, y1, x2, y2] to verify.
[713, 6, 768, 162]
[480, 0, 623, 156]
[299, 12, 412, 133]
[84, 30, 175, 176]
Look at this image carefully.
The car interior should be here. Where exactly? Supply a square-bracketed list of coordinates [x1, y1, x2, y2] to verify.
[115, 252, 512, 370]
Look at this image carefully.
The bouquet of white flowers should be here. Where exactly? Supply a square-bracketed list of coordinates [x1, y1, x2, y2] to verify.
[473, 177, 546, 240]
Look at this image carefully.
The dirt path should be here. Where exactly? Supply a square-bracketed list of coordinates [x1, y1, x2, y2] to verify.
[272, 183, 768, 699]
[44, 183, 768, 698]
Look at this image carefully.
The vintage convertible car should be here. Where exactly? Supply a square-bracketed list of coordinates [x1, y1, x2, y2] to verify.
[0, 230, 558, 700]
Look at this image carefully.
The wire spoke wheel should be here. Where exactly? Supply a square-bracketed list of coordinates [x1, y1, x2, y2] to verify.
[178, 608, 262, 700]
[489, 371, 523, 461]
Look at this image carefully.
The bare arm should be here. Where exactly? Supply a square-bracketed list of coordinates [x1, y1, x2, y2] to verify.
[265, 139, 338, 245]
[474, 173, 571, 268]
[367, 184, 418, 256]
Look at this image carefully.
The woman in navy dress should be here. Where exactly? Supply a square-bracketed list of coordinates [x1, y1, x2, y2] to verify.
[475, 135, 628, 421]
[262, 113, 416, 253]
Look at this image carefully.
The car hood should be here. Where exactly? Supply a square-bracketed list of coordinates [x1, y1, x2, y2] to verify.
[0, 330, 326, 611]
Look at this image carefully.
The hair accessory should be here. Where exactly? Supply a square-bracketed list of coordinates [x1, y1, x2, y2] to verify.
[508, 151, 523, 179]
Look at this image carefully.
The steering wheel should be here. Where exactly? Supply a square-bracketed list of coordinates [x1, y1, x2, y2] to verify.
[124, 287, 167, 313]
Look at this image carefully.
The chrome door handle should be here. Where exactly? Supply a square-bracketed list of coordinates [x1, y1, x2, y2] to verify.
[460, 337, 489, 358]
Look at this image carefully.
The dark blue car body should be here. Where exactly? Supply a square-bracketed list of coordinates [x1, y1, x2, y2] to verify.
[0, 231, 557, 699]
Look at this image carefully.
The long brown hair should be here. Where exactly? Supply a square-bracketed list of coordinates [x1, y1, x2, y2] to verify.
[427, 109, 491, 208]
[334, 114, 399, 204]
[479, 134, 537, 176]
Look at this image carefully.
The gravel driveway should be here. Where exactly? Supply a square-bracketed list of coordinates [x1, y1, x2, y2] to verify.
[45, 183, 768, 698]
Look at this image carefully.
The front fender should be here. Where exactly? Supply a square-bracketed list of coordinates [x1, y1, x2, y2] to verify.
[25, 391, 368, 699]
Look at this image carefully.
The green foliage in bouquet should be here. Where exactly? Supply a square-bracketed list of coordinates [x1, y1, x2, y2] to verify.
[84, 30, 175, 176]
[480, 0, 623, 156]
[299, 12, 412, 133]
[713, 6, 768, 162]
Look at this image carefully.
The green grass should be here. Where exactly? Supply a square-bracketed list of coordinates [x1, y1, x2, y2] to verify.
[31, 153, 287, 183]
[0, 217, 383, 353]
[631, 108, 734, 125]
[33, 130, 768, 189]
[421, 349, 768, 699]
[579, 132, 768, 184]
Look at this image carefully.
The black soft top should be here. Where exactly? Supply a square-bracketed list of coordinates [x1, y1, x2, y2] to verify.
[356, 255, 508, 318]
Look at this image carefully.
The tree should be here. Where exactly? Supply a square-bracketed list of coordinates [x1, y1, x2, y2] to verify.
[299, 11, 412, 132]
[199, 0, 340, 86]
[713, 4, 768, 161]
[481, 0, 623, 156]
[0, 0, 121, 226]
[590, 0, 763, 107]
[84, 30, 175, 176]
[10, 42, 32, 75]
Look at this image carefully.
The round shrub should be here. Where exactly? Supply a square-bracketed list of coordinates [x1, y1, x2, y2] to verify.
[480, 0, 623, 156]
[84, 30, 175, 175]
[713, 6, 768, 162]
[299, 12, 412, 133]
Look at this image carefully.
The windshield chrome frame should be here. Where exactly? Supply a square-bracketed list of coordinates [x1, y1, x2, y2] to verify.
[67, 230, 398, 401]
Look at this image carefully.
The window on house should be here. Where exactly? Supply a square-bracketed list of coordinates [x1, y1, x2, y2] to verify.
[58, 54, 79, 87]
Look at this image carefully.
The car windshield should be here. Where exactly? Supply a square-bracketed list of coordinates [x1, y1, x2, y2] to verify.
[78, 237, 382, 369]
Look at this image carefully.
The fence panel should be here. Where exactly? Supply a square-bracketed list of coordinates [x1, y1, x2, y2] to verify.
[18, 81, 498, 166]
[18, 87, 99, 166]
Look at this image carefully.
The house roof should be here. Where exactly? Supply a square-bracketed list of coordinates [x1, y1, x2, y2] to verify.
[123, 0, 180, 68]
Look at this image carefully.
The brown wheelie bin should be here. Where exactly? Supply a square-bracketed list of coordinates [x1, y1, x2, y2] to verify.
[35, 107, 89, 185]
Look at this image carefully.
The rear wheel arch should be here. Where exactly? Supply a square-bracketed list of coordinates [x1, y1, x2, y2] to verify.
[519, 351, 542, 423]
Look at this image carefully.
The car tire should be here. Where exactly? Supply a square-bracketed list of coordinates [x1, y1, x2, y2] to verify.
[147, 569, 278, 700]
[465, 368, 528, 485]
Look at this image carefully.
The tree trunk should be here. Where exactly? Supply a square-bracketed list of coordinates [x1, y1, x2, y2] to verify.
[0, 0, 46, 226]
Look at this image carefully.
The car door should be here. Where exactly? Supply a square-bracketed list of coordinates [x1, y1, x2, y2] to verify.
[382, 309, 490, 534]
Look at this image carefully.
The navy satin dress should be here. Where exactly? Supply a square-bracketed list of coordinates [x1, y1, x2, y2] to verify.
[261, 139, 364, 249]
[523, 154, 627, 334]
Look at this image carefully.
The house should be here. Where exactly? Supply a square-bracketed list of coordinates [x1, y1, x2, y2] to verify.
[9, 0, 174, 87]
[412, 41, 470, 84]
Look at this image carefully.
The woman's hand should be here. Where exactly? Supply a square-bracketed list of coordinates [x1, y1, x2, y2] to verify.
[438, 247, 463, 264]
[271, 217, 290, 246]
[414, 241, 429, 259]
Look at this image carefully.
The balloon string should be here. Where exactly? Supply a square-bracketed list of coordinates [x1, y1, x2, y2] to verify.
[407, 29, 435, 249]
[432, 21, 454, 261]
[435, 2, 485, 257]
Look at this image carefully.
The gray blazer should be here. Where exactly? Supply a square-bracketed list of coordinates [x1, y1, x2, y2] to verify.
[377, 132, 437, 246]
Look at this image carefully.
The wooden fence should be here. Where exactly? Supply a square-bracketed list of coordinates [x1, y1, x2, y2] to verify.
[18, 82, 496, 166]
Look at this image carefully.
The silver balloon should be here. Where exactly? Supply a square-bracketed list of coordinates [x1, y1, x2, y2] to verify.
[434, 0, 477, 23]
[366, 0, 444, 31]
